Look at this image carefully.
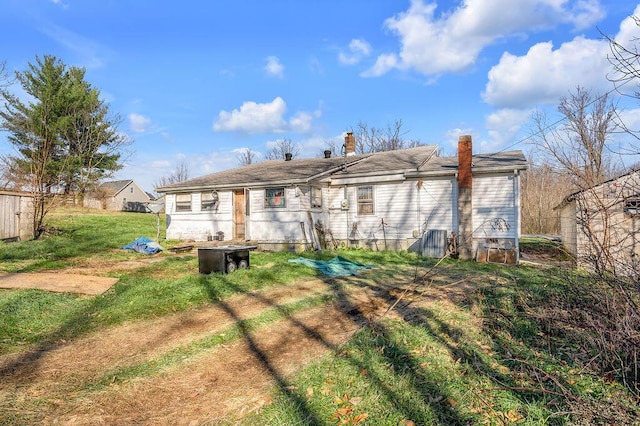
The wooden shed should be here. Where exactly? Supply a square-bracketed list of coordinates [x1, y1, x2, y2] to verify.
[0, 190, 34, 241]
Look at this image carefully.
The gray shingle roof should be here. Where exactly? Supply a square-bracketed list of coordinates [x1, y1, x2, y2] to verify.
[157, 147, 527, 193]
[412, 150, 528, 175]
[157, 154, 372, 192]
[98, 180, 133, 195]
[332, 145, 438, 177]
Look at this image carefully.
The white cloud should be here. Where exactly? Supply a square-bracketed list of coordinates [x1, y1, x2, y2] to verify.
[129, 113, 151, 133]
[444, 127, 475, 152]
[485, 108, 533, 150]
[618, 108, 640, 132]
[264, 56, 284, 78]
[483, 37, 610, 108]
[365, 0, 605, 77]
[338, 38, 372, 65]
[51, 0, 69, 9]
[289, 112, 314, 133]
[151, 160, 171, 168]
[213, 97, 319, 134]
[482, 7, 640, 109]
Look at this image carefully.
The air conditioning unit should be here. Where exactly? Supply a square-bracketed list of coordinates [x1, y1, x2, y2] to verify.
[341, 199, 349, 210]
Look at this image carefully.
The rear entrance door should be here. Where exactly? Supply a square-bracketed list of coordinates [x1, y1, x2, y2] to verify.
[234, 189, 245, 239]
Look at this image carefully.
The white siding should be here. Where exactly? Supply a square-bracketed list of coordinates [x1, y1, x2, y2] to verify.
[248, 187, 317, 242]
[327, 179, 457, 243]
[472, 174, 518, 239]
[165, 191, 234, 241]
[419, 177, 457, 233]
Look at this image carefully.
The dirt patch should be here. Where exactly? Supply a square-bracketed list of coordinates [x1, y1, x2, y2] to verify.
[0, 267, 482, 425]
[0, 272, 118, 295]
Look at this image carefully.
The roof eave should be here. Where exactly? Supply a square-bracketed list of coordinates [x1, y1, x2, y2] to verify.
[157, 178, 312, 193]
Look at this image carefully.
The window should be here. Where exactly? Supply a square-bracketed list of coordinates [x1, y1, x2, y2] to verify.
[175, 193, 192, 212]
[624, 197, 640, 216]
[201, 191, 219, 211]
[130, 187, 134, 194]
[357, 186, 374, 215]
[311, 187, 322, 209]
[265, 188, 286, 208]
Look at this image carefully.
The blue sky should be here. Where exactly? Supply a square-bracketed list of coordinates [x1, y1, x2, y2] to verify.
[1, 0, 640, 193]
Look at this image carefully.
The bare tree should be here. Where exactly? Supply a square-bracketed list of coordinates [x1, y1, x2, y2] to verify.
[236, 148, 257, 166]
[350, 119, 422, 154]
[530, 87, 620, 190]
[531, 85, 640, 394]
[154, 160, 190, 190]
[319, 138, 340, 158]
[520, 152, 571, 235]
[265, 138, 300, 160]
[606, 16, 640, 98]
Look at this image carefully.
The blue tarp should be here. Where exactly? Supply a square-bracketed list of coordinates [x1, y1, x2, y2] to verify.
[288, 256, 372, 277]
[121, 236, 163, 255]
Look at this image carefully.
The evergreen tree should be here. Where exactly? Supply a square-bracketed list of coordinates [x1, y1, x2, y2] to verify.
[0, 55, 128, 237]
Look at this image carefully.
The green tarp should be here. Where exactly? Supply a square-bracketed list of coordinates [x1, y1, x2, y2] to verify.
[288, 256, 372, 277]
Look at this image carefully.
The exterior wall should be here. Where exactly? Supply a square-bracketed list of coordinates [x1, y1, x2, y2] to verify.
[112, 181, 151, 211]
[326, 178, 457, 250]
[248, 186, 328, 249]
[162, 172, 522, 259]
[84, 181, 151, 211]
[472, 173, 520, 262]
[0, 192, 35, 241]
[165, 191, 234, 241]
[571, 173, 640, 276]
[558, 200, 577, 258]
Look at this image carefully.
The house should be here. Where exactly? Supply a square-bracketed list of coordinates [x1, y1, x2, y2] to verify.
[84, 180, 152, 212]
[158, 134, 527, 263]
[556, 170, 640, 276]
[0, 190, 34, 241]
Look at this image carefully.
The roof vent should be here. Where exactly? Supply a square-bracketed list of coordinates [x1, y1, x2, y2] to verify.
[285, 152, 292, 161]
[324, 150, 331, 159]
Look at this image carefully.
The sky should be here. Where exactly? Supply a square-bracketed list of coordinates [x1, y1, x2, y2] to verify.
[1, 0, 640, 193]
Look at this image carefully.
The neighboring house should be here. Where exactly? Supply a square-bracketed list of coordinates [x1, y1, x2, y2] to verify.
[556, 170, 640, 276]
[85, 180, 152, 212]
[158, 134, 527, 262]
[0, 190, 34, 241]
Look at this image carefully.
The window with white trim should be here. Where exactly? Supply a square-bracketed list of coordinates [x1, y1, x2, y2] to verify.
[311, 186, 322, 209]
[175, 193, 192, 212]
[265, 188, 286, 208]
[357, 186, 374, 215]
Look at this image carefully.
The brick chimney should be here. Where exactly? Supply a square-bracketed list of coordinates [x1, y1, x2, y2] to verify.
[344, 132, 356, 156]
[457, 135, 473, 260]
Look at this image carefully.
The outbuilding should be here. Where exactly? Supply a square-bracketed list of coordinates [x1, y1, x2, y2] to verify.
[0, 190, 34, 241]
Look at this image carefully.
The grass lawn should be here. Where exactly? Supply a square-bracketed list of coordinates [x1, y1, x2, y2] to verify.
[1, 208, 639, 425]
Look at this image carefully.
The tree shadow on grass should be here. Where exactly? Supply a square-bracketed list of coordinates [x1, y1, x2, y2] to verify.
[195, 267, 475, 425]
[0, 281, 135, 381]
